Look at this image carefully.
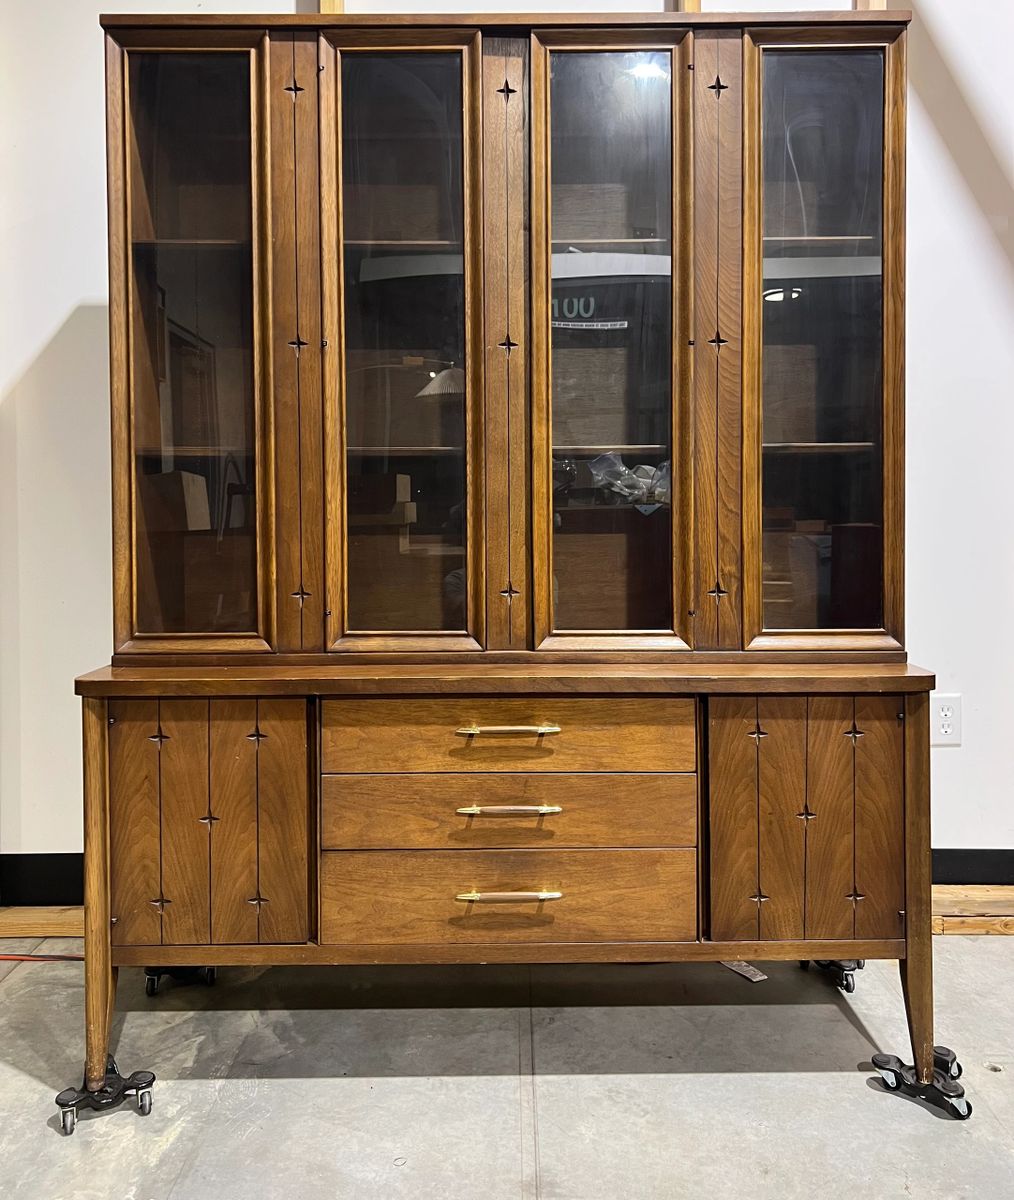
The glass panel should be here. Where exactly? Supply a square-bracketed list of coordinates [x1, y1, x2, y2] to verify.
[549, 52, 673, 632]
[760, 50, 884, 630]
[128, 53, 257, 635]
[341, 54, 466, 633]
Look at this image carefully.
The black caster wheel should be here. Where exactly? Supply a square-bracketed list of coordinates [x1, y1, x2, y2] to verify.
[872, 1050, 971, 1120]
[799, 960, 811, 971]
[138, 1088, 153, 1116]
[144, 965, 217, 995]
[935, 1046, 963, 1079]
[198, 966, 216, 987]
[60, 1108, 77, 1136]
[54, 1055, 156, 1133]
[145, 974, 158, 997]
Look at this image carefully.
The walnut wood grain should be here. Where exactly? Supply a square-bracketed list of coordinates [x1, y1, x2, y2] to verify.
[321, 772, 697, 850]
[158, 700, 211, 945]
[83, 698, 115, 1090]
[209, 700, 259, 943]
[804, 696, 855, 939]
[757, 697, 805, 939]
[854, 694, 905, 939]
[108, 700, 161, 947]
[320, 849, 697, 944]
[708, 696, 759, 940]
[321, 698, 696, 773]
[255, 698, 309, 942]
[902, 690, 933, 1081]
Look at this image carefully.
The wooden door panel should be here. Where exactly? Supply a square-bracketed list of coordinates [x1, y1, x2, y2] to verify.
[709, 696, 759, 940]
[256, 699, 309, 943]
[855, 695, 905, 939]
[209, 700, 259, 944]
[108, 701, 161, 947]
[158, 700, 211, 945]
[804, 696, 855, 939]
[757, 697, 805, 940]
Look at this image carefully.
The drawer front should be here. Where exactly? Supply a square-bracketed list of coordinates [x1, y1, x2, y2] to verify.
[321, 773, 697, 850]
[319, 850, 697, 944]
[320, 698, 696, 774]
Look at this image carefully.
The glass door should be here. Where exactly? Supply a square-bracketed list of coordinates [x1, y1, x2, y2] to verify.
[531, 33, 691, 650]
[744, 29, 905, 650]
[323, 35, 483, 651]
[117, 38, 269, 652]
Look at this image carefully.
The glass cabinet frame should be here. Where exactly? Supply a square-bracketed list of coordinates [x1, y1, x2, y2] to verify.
[741, 25, 906, 652]
[319, 30, 485, 653]
[108, 29, 274, 655]
[530, 29, 693, 652]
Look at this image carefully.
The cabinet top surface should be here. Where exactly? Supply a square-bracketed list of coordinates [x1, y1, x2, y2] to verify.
[101, 10, 911, 30]
[77, 662, 934, 697]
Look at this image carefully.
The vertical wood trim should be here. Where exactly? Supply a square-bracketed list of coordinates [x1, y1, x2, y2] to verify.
[107, 37, 133, 653]
[691, 34, 720, 649]
[158, 699, 211, 945]
[256, 699, 309, 942]
[740, 31, 763, 648]
[483, 38, 530, 650]
[882, 30, 906, 645]
[673, 35, 694, 647]
[757, 696, 805, 939]
[83, 698, 114, 1089]
[295, 33, 326, 650]
[804, 696, 855, 939]
[903, 690, 934, 1082]
[529, 34, 551, 647]
[209, 700, 259, 943]
[108, 700, 161, 946]
[270, 33, 304, 653]
[715, 32, 743, 649]
[855, 695, 905, 939]
[709, 696, 760, 940]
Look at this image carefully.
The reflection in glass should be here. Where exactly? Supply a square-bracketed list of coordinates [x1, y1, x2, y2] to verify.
[761, 50, 884, 629]
[128, 54, 257, 634]
[549, 52, 673, 631]
[341, 54, 466, 632]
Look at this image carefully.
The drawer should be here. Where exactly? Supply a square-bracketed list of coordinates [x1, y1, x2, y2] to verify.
[319, 849, 697, 944]
[321, 773, 697, 850]
[320, 698, 696, 774]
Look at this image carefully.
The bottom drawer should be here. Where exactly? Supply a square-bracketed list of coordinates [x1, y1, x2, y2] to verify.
[319, 850, 697, 945]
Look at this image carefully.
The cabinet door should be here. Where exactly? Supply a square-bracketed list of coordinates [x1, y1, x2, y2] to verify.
[742, 28, 906, 650]
[531, 32, 692, 651]
[109, 33, 272, 653]
[321, 33, 484, 651]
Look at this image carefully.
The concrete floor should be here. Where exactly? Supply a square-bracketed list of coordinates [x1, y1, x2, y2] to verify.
[1, 938, 1012, 1199]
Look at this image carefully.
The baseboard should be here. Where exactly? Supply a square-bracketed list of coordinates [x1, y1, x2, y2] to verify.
[0, 854, 84, 906]
[933, 849, 1014, 886]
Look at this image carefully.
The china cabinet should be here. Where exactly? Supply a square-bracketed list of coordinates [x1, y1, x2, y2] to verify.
[58, 8, 970, 1132]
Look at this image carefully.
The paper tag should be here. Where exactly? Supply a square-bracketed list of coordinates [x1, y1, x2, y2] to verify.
[720, 960, 768, 983]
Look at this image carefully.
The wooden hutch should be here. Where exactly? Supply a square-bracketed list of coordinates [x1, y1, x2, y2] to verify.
[57, 7, 971, 1131]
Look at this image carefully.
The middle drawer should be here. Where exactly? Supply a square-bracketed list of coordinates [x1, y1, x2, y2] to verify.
[321, 773, 697, 850]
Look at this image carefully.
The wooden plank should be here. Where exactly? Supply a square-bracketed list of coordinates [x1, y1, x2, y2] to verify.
[209, 700, 259, 944]
[709, 696, 759, 940]
[83, 698, 114, 1091]
[104, 14, 913, 30]
[320, 850, 698, 945]
[855, 695, 905, 939]
[256, 698, 309, 943]
[321, 773, 697, 850]
[804, 696, 855, 939]
[321, 698, 697, 774]
[937, 916, 1014, 936]
[757, 696, 805, 939]
[933, 884, 1014, 918]
[0, 907, 84, 938]
[715, 30, 743, 650]
[158, 700, 211, 945]
[108, 700, 161, 946]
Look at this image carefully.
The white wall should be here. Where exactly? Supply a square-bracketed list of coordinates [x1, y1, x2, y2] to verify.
[1, 0, 1011, 857]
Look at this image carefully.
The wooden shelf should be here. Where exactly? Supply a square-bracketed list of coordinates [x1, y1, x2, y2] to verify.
[762, 234, 876, 243]
[345, 239, 461, 248]
[136, 446, 255, 457]
[552, 238, 668, 246]
[132, 238, 249, 247]
[763, 441, 875, 454]
[347, 446, 463, 457]
[555, 445, 668, 456]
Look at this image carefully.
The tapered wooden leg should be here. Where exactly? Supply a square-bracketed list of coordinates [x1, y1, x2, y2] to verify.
[83, 698, 114, 1091]
[903, 692, 934, 1084]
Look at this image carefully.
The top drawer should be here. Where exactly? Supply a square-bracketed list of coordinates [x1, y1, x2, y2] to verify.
[321, 698, 696, 774]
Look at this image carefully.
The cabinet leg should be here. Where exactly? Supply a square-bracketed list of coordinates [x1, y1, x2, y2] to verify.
[900, 950, 934, 1085]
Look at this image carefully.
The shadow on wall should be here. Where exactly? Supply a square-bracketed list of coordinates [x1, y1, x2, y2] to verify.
[0, 303, 111, 851]
[909, 3, 1014, 273]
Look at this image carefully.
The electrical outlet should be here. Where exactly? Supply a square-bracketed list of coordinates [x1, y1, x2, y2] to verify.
[931, 693, 962, 746]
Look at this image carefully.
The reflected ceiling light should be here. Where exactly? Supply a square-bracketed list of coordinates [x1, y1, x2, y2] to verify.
[625, 62, 670, 81]
[763, 287, 803, 302]
[415, 366, 465, 396]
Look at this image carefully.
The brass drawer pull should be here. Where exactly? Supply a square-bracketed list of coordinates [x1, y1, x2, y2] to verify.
[456, 804, 563, 816]
[455, 723, 561, 737]
[455, 890, 564, 903]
